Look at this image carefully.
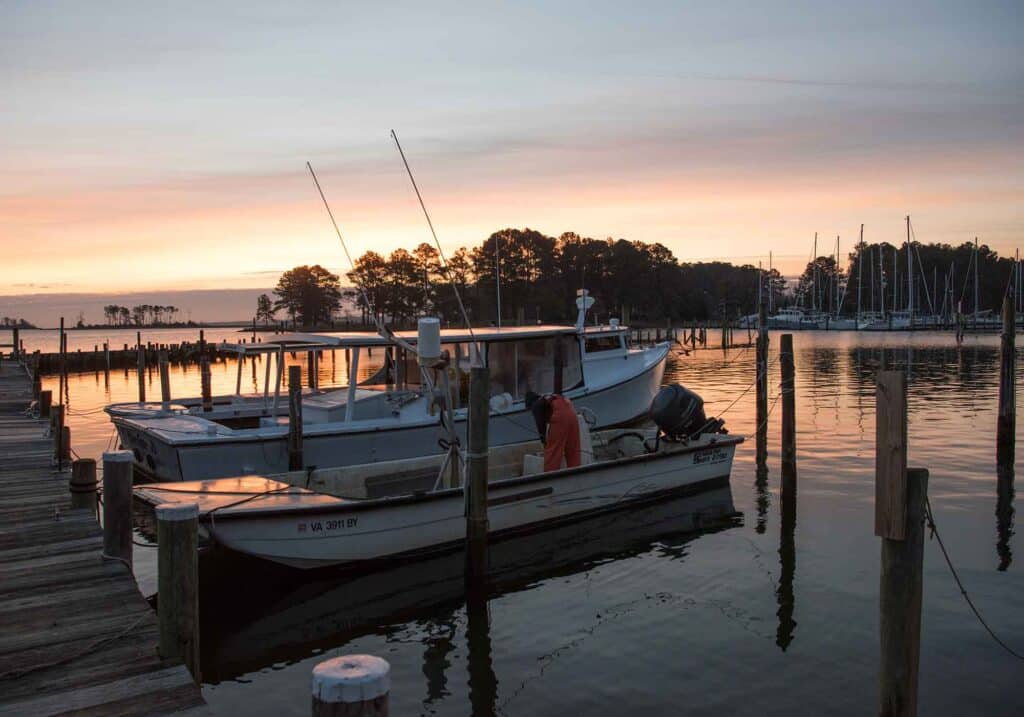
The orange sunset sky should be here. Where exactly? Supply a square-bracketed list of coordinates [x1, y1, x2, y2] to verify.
[3, 2, 1022, 300]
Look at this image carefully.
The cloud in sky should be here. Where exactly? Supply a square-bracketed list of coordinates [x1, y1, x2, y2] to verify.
[1, 1, 1021, 293]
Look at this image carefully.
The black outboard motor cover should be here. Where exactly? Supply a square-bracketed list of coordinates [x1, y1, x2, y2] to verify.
[650, 384, 722, 439]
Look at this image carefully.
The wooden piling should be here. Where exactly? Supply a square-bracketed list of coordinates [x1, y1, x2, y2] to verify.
[11, 327, 18, 359]
[876, 372, 908, 539]
[200, 356, 212, 412]
[756, 304, 769, 464]
[159, 349, 171, 405]
[998, 295, 1015, 469]
[136, 333, 146, 402]
[466, 366, 490, 578]
[52, 404, 65, 469]
[311, 655, 390, 716]
[102, 450, 134, 567]
[780, 334, 796, 479]
[157, 501, 200, 681]
[70, 458, 98, 513]
[31, 366, 41, 400]
[288, 365, 303, 470]
[39, 388, 51, 418]
[307, 351, 317, 390]
[878, 467, 928, 717]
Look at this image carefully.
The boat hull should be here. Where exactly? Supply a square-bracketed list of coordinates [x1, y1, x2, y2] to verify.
[206, 436, 740, 569]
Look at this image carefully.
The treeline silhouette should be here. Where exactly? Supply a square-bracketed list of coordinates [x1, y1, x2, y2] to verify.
[343, 228, 1019, 324]
[347, 228, 771, 325]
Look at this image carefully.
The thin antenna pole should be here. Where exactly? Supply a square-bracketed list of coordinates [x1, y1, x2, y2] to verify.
[495, 234, 502, 328]
[768, 251, 773, 313]
[813, 232, 818, 312]
[906, 216, 913, 316]
[307, 162, 387, 337]
[857, 224, 863, 321]
[974, 237, 980, 322]
[390, 130, 479, 353]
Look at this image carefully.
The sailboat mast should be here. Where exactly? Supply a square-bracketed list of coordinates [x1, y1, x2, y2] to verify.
[974, 237, 979, 322]
[857, 224, 863, 321]
[813, 232, 818, 313]
[879, 244, 885, 318]
[495, 234, 502, 328]
[769, 251, 773, 313]
[835, 234, 840, 317]
[906, 215, 913, 317]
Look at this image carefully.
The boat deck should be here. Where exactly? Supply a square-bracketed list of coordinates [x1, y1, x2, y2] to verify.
[135, 476, 349, 516]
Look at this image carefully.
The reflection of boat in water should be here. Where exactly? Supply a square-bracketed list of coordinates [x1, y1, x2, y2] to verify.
[196, 485, 740, 683]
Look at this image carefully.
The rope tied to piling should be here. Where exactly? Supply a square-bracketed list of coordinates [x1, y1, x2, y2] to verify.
[924, 494, 1024, 662]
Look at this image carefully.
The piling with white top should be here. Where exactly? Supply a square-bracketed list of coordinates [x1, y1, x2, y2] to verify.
[311, 655, 390, 716]
[102, 450, 134, 567]
[157, 501, 200, 681]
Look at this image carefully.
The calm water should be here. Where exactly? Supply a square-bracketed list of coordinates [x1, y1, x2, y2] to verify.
[35, 330, 1024, 715]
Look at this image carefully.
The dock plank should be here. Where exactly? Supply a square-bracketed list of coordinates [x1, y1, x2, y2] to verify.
[0, 358, 205, 715]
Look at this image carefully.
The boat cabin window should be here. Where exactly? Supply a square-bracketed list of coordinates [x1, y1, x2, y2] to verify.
[584, 334, 623, 353]
[486, 335, 581, 400]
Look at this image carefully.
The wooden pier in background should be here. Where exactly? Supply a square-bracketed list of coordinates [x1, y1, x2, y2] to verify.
[0, 358, 205, 715]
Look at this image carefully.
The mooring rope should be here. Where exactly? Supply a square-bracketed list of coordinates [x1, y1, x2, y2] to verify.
[924, 494, 1024, 662]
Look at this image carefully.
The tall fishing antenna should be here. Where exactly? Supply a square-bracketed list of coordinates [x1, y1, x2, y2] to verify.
[390, 129, 480, 355]
[306, 161, 416, 352]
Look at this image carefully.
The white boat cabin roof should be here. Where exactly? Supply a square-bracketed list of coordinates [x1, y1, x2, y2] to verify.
[220, 323, 627, 354]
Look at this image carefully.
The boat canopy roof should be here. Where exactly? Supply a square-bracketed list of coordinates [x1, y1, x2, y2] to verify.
[219, 323, 627, 354]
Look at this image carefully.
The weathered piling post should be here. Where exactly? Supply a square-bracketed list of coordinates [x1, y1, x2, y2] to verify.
[59, 317, 66, 405]
[70, 458, 98, 513]
[32, 365, 41, 400]
[11, 327, 19, 359]
[756, 304, 769, 463]
[52, 404, 66, 468]
[39, 389, 52, 419]
[307, 351, 318, 390]
[136, 332, 146, 402]
[875, 371, 927, 716]
[157, 501, 200, 681]
[288, 365, 303, 470]
[467, 365, 490, 579]
[159, 349, 171, 406]
[200, 356, 212, 412]
[102, 450, 133, 567]
[104, 341, 110, 375]
[780, 334, 796, 480]
[998, 296, 1015, 469]
[311, 655, 390, 716]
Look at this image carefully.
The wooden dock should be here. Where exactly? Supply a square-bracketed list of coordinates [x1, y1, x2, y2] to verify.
[0, 358, 205, 715]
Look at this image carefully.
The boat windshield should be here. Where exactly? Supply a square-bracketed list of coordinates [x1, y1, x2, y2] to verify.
[486, 335, 582, 400]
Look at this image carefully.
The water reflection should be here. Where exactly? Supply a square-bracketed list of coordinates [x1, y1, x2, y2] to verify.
[776, 475, 797, 651]
[466, 580, 498, 717]
[196, 488, 740, 686]
[997, 468, 1015, 572]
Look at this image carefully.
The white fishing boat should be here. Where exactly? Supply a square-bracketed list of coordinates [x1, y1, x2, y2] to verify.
[767, 307, 827, 330]
[136, 386, 740, 569]
[107, 312, 670, 482]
